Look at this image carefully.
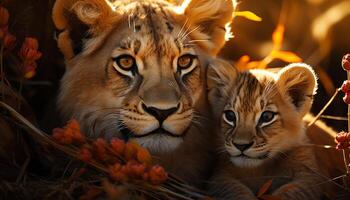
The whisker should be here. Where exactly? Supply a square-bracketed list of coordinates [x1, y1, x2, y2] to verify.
[180, 25, 201, 41]
[187, 39, 210, 43]
[177, 18, 189, 39]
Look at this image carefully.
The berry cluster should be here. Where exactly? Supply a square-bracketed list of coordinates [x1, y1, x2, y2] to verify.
[335, 54, 350, 151]
[0, 6, 42, 79]
[52, 120, 168, 186]
[18, 37, 42, 79]
[335, 131, 350, 150]
[0, 7, 15, 50]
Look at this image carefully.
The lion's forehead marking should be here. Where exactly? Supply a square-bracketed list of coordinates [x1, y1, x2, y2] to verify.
[230, 73, 279, 122]
[123, 2, 180, 55]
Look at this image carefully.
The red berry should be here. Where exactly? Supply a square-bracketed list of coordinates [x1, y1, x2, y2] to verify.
[78, 148, 92, 163]
[110, 138, 126, 155]
[93, 138, 108, 161]
[341, 81, 350, 93]
[335, 132, 350, 150]
[344, 92, 350, 104]
[149, 165, 168, 185]
[124, 142, 138, 160]
[137, 148, 152, 164]
[342, 54, 350, 71]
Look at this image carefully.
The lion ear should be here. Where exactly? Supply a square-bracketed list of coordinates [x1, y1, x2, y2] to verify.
[53, 0, 120, 60]
[178, 0, 236, 55]
[207, 59, 238, 116]
[276, 63, 318, 117]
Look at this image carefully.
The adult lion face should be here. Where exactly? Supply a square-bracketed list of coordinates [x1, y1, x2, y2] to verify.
[53, 0, 236, 153]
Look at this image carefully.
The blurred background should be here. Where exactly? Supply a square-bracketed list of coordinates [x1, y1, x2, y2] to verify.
[1, 0, 350, 131]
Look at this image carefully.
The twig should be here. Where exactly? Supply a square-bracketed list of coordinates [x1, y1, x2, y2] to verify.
[15, 157, 30, 184]
[320, 115, 348, 121]
[312, 174, 347, 187]
[308, 88, 341, 127]
[301, 143, 336, 149]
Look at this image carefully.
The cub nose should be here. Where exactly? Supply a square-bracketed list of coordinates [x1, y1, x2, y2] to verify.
[142, 103, 178, 124]
[233, 142, 254, 152]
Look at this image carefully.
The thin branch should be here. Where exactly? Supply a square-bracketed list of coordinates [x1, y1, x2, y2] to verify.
[308, 88, 341, 127]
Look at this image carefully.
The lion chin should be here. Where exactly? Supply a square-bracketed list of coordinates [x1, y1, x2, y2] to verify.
[132, 134, 184, 153]
[120, 127, 185, 153]
[230, 156, 266, 168]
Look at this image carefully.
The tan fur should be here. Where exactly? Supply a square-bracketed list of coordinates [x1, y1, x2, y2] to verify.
[207, 60, 323, 200]
[52, 0, 236, 185]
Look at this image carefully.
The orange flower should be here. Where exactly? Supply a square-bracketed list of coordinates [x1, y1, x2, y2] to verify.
[52, 119, 85, 144]
[52, 128, 73, 144]
[0, 26, 7, 39]
[142, 172, 149, 182]
[3, 31, 15, 50]
[124, 142, 139, 160]
[22, 63, 37, 79]
[78, 147, 92, 163]
[109, 163, 128, 182]
[110, 138, 125, 155]
[22, 37, 39, 50]
[19, 39, 42, 61]
[18, 37, 42, 79]
[149, 165, 168, 185]
[93, 138, 108, 161]
[136, 148, 151, 164]
[0, 7, 9, 27]
[68, 119, 85, 143]
[125, 160, 146, 178]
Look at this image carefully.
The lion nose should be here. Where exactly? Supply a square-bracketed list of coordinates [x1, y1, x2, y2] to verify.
[233, 142, 254, 151]
[142, 103, 179, 124]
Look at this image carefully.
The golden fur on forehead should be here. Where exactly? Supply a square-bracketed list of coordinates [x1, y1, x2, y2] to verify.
[53, 0, 237, 58]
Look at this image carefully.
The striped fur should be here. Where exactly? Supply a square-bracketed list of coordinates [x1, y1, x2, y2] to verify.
[52, 0, 235, 185]
[207, 60, 323, 200]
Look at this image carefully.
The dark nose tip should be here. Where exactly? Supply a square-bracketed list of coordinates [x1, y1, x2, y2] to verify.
[233, 142, 254, 152]
[142, 103, 178, 124]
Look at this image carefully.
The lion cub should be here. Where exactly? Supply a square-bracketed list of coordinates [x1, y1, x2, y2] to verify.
[207, 60, 323, 200]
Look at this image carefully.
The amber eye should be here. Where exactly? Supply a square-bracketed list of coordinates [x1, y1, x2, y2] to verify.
[258, 111, 277, 126]
[114, 55, 136, 71]
[177, 54, 196, 70]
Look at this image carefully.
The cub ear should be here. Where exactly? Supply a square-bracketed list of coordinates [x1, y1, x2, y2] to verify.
[276, 63, 318, 116]
[207, 59, 238, 116]
[178, 0, 236, 55]
[52, 0, 120, 60]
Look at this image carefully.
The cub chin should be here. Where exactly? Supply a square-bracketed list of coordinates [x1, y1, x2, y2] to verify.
[206, 59, 323, 200]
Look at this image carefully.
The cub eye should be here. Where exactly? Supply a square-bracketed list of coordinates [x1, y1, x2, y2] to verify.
[259, 111, 277, 126]
[223, 110, 237, 126]
[177, 54, 197, 75]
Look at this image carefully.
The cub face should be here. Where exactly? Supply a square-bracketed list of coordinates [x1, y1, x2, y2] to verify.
[207, 60, 317, 168]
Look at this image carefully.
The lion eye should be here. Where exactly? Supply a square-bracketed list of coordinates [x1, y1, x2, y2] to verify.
[112, 54, 137, 77]
[177, 54, 197, 75]
[114, 55, 136, 70]
[258, 111, 277, 126]
[178, 54, 193, 68]
[223, 110, 237, 127]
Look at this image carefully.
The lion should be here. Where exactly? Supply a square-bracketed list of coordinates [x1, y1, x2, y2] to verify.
[52, 0, 236, 185]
